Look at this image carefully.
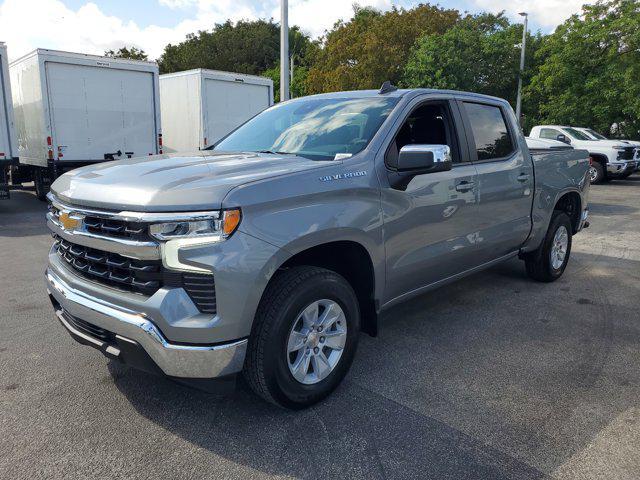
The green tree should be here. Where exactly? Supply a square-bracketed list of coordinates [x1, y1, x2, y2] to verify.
[402, 13, 543, 109]
[306, 4, 459, 93]
[158, 20, 316, 76]
[263, 63, 310, 102]
[525, 0, 640, 138]
[104, 46, 148, 61]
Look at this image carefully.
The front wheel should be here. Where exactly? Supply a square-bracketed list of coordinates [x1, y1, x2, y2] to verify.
[524, 211, 573, 282]
[589, 162, 604, 184]
[244, 266, 360, 409]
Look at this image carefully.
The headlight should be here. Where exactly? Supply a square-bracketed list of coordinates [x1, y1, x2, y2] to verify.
[149, 209, 241, 241]
[152, 209, 241, 273]
[614, 145, 627, 150]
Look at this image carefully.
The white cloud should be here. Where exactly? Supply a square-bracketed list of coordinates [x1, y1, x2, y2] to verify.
[0, 0, 590, 63]
[469, 0, 591, 30]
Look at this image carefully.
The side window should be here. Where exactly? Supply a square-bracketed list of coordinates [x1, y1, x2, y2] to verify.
[463, 102, 515, 161]
[540, 128, 561, 140]
[385, 102, 459, 169]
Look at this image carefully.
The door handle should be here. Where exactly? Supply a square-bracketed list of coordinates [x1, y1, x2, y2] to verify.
[517, 173, 530, 183]
[455, 181, 475, 192]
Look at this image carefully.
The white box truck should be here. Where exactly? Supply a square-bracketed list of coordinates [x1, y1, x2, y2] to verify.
[10, 49, 162, 200]
[160, 69, 273, 153]
[0, 42, 18, 200]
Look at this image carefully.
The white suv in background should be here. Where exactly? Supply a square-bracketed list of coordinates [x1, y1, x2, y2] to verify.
[574, 127, 640, 174]
[530, 125, 636, 183]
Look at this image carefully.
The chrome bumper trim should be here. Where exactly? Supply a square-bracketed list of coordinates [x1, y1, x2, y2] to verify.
[46, 269, 247, 378]
[48, 193, 220, 223]
[47, 214, 161, 260]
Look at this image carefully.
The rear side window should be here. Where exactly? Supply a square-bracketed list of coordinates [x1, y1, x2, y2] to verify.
[540, 128, 562, 140]
[463, 102, 515, 161]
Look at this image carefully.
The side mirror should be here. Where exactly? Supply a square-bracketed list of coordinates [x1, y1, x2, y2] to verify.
[556, 134, 570, 144]
[388, 144, 452, 190]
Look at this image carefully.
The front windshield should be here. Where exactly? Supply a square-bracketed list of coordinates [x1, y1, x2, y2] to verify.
[586, 128, 607, 140]
[214, 96, 400, 160]
[564, 127, 593, 140]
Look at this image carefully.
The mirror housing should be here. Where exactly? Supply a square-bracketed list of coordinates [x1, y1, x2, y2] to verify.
[556, 134, 570, 144]
[388, 144, 452, 190]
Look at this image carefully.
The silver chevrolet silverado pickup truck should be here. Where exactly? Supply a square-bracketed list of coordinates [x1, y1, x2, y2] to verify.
[45, 86, 590, 409]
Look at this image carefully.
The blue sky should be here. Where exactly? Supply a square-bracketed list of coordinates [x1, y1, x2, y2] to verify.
[0, 0, 588, 61]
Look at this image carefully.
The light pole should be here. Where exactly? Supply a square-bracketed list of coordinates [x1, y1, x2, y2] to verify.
[280, 0, 290, 101]
[515, 12, 528, 126]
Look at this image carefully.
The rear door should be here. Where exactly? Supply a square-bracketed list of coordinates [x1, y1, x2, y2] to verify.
[202, 78, 270, 146]
[46, 62, 157, 161]
[458, 100, 533, 262]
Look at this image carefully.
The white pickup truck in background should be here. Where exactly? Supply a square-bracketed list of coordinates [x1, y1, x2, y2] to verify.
[530, 125, 636, 184]
[574, 127, 640, 174]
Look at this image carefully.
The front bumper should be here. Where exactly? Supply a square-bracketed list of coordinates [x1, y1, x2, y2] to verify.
[607, 160, 636, 177]
[46, 268, 247, 379]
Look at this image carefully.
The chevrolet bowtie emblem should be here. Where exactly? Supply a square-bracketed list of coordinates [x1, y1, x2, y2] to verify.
[59, 211, 82, 230]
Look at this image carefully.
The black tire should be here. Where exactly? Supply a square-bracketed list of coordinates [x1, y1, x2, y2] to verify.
[34, 168, 49, 201]
[524, 211, 573, 283]
[244, 266, 360, 409]
[589, 162, 604, 184]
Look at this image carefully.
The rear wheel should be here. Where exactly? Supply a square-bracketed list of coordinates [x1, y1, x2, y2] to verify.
[524, 211, 573, 283]
[244, 266, 360, 409]
[589, 162, 604, 184]
[34, 167, 51, 201]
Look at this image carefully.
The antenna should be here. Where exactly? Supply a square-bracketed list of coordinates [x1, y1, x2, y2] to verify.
[379, 81, 398, 94]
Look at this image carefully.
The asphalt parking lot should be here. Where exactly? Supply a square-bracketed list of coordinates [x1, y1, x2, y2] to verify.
[1, 177, 639, 480]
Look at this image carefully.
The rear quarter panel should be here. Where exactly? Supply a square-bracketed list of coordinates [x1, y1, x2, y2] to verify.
[523, 148, 590, 252]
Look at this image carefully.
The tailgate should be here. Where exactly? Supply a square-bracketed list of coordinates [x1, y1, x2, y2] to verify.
[46, 62, 157, 161]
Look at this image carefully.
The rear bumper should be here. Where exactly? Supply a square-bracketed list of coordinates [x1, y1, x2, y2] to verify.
[46, 268, 247, 379]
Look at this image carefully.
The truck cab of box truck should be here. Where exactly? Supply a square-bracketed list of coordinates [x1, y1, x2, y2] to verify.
[9, 49, 162, 200]
[0, 42, 18, 200]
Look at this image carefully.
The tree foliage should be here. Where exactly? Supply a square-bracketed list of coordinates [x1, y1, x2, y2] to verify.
[158, 20, 316, 75]
[305, 4, 460, 93]
[401, 13, 543, 106]
[104, 46, 148, 61]
[524, 0, 640, 138]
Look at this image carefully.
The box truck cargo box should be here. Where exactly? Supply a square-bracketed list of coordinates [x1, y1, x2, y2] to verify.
[0, 42, 18, 200]
[160, 69, 273, 152]
[10, 49, 162, 199]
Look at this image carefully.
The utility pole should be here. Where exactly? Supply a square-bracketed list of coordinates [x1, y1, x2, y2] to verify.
[515, 12, 528, 126]
[290, 54, 294, 98]
[280, 0, 290, 101]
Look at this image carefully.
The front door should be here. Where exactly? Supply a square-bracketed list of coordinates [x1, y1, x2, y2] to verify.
[381, 98, 481, 303]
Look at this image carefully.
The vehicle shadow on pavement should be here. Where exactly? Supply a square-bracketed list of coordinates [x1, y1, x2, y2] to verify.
[0, 189, 49, 238]
[108, 360, 548, 480]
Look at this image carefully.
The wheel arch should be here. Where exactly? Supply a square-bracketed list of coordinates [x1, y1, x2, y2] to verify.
[267, 239, 379, 337]
[553, 190, 582, 234]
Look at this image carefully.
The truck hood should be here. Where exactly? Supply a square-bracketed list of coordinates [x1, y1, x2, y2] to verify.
[51, 151, 333, 211]
[576, 139, 630, 148]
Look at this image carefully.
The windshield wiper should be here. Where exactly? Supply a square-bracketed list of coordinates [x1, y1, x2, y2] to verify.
[254, 150, 295, 155]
